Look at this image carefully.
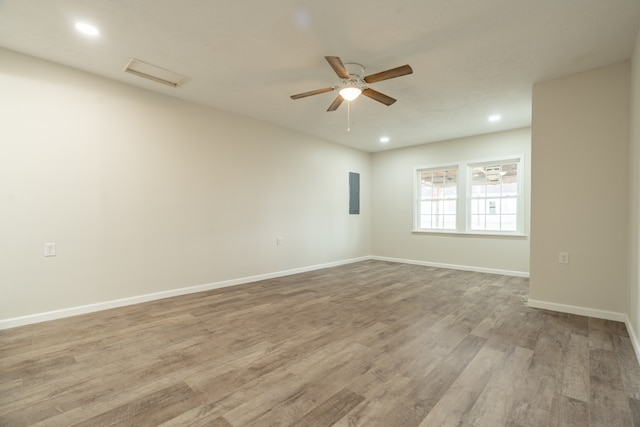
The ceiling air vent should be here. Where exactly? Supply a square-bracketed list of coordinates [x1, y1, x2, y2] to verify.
[124, 58, 190, 88]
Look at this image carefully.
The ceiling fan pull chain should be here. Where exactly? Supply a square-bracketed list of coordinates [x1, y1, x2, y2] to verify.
[347, 100, 356, 132]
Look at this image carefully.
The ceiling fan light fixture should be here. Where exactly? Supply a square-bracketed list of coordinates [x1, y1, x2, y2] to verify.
[339, 86, 362, 101]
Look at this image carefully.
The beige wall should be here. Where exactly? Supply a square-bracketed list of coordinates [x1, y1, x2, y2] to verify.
[370, 128, 531, 275]
[0, 48, 371, 321]
[530, 62, 630, 315]
[3, 41, 638, 329]
[629, 30, 640, 342]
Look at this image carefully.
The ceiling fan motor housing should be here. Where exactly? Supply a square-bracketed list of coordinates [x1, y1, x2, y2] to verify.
[343, 63, 366, 88]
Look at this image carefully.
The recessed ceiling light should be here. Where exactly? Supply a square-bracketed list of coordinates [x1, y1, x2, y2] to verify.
[75, 22, 99, 36]
[380, 136, 390, 143]
[488, 114, 501, 122]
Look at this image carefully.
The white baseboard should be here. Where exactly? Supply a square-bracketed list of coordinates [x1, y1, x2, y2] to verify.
[0, 256, 372, 330]
[371, 256, 529, 278]
[527, 299, 626, 322]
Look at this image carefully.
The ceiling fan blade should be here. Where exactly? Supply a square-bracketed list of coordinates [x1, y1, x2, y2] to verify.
[364, 64, 413, 84]
[325, 56, 350, 79]
[361, 88, 396, 106]
[327, 95, 344, 111]
[290, 87, 335, 100]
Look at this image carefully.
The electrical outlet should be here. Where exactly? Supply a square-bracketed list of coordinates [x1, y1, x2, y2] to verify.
[277, 236, 282, 246]
[44, 243, 56, 257]
[558, 252, 569, 264]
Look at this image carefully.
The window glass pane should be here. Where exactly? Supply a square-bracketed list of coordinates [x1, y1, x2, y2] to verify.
[485, 199, 499, 214]
[486, 183, 502, 196]
[501, 198, 517, 214]
[471, 183, 486, 197]
[471, 168, 484, 197]
[502, 163, 517, 179]
[471, 199, 480, 215]
[444, 200, 456, 214]
[471, 214, 485, 230]
[443, 185, 457, 198]
[501, 215, 517, 230]
[501, 163, 518, 195]
[502, 182, 518, 196]
[485, 215, 501, 230]
[442, 215, 456, 229]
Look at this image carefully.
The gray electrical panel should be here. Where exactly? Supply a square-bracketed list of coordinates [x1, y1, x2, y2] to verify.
[349, 172, 360, 215]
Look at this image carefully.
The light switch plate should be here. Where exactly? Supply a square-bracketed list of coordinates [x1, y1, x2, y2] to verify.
[558, 252, 569, 264]
[44, 243, 56, 257]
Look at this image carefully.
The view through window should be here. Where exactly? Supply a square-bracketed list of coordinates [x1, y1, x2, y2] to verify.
[415, 157, 523, 234]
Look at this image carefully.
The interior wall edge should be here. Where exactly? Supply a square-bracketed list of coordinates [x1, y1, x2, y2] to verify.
[626, 316, 640, 366]
[0, 256, 372, 330]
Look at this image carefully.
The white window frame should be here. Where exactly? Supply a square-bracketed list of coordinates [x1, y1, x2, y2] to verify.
[414, 155, 525, 236]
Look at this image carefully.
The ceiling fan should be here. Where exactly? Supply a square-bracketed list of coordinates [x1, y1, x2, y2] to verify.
[290, 56, 413, 111]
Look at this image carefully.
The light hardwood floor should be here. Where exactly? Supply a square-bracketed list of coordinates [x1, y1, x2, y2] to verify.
[1, 260, 639, 426]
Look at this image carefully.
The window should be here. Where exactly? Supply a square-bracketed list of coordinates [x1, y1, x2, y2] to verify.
[469, 162, 519, 231]
[417, 167, 458, 230]
[415, 156, 524, 235]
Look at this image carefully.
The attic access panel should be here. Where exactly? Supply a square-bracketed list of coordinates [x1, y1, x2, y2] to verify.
[124, 58, 190, 87]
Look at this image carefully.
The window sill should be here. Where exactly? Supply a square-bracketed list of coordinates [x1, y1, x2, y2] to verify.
[411, 229, 528, 238]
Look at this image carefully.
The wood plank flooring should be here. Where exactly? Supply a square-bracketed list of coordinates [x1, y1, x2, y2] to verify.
[1, 260, 639, 426]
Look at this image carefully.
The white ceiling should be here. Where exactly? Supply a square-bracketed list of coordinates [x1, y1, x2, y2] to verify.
[1, 1, 639, 152]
